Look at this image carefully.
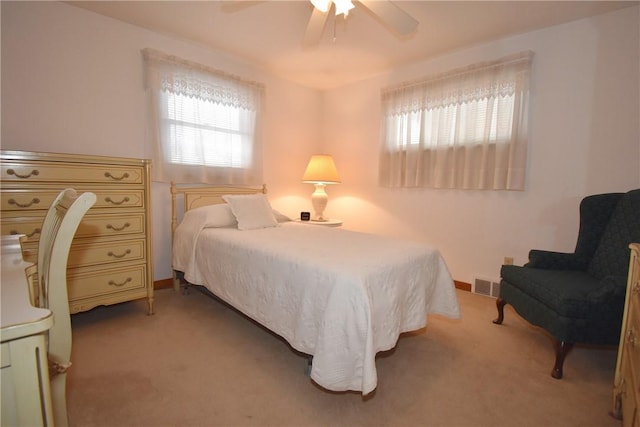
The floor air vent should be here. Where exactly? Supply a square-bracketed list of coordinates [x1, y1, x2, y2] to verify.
[474, 278, 501, 298]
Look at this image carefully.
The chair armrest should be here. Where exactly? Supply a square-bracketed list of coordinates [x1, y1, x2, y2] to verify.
[525, 249, 589, 270]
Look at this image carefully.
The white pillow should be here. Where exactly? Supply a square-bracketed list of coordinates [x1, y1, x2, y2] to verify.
[272, 209, 292, 223]
[222, 194, 278, 230]
[183, 204, 237, 229]
[173, 204, 237, 273]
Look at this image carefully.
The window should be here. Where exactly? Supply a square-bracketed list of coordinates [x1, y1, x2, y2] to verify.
[143, 48, 264, 185]
[161, 92, 253, 168]
[379, 51, 533, 190]
[386, 96, 515, 148]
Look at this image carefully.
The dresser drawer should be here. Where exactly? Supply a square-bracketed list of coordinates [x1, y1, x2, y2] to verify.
[2, 188, 145, 215]
[2, 212, 146, 243]
[21, 237, 146, 268]
[626, 304, 640, 382]
[94, 190, 145, 209]
[631, 277, 640, 327]
[1, 189, 58, 212]
[68, 264, 147, 301]
[620, 354, 638, 427]
[76, 213, 146, 239]
[67, 239, 145, 268]
[1, 216, 44, 239]
[1, 162, 144, 185]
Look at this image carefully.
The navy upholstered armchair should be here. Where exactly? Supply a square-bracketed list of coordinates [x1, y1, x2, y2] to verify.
[494, 189, 640, 379]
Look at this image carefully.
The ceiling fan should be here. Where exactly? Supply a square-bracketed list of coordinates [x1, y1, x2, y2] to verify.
[304, 0, 419, 45]
[222, 1, 419, 46]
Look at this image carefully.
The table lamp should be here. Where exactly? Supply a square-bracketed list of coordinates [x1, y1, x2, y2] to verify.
[302, 154, 341, 221]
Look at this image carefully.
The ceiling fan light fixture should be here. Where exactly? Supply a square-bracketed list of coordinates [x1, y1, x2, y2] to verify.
[305, 0, 417, 45]
[333, 0, 355, 16]
[310, 0, 332, 13]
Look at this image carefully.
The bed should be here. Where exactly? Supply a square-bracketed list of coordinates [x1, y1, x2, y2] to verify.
[170, 183, 460, 395]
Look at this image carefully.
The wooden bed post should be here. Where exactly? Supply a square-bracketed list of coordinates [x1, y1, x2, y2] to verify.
[170, 182, 180, 292]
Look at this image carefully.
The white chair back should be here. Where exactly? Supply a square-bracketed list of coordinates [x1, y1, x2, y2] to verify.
[36, 188, 96, 427]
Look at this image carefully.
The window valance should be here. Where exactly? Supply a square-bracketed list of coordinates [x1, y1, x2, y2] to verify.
[382, 51, 533, 114]
[142, 48, 264, 111]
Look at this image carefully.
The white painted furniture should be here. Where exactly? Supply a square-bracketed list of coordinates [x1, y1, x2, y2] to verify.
[35, 189, 97, 427]
[1, 235, 54, 426]
[613, 243, 640, 426]
[0, 150, 154, 315]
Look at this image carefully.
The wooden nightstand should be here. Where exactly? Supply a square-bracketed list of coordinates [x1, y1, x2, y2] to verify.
[295, 219, 343, 227]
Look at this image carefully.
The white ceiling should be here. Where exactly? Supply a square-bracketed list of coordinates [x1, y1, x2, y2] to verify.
[67, 1, 637, 90]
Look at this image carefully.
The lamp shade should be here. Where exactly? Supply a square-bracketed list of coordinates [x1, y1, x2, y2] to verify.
[302, 155, 341, 184]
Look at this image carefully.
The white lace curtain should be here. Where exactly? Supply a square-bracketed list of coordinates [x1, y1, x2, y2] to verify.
[379, 51, 533, 190]
[142, 48, 265, 185]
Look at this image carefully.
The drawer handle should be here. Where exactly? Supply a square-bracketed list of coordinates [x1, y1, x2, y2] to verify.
[619, 378, 627, 398]
[106, 222, 131, 232]
[10, 228, 41, 238]
[6, 168, 40, 179]
[628, 328, 637, 347]
[108, 277, 132, 287]
[105, 196, 130, 206]
[8, 197, 41, 208]
[108, 249, 132, 259]
[104, 172, 130, 181]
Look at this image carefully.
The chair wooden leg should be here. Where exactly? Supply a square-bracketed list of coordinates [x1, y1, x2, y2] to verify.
[551, 340, 574, 379]
[50, 372, 69, 427]
[493, 297, 507, 324]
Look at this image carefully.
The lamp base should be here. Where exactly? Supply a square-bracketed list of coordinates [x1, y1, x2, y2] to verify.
[311, 183, 328, 221]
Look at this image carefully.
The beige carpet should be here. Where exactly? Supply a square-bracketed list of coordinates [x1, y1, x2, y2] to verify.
[67, 288, 621, 427]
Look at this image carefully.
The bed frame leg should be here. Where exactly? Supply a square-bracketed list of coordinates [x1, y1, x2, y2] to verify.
[305, 356, 313, 376]
[182, 281, 191, 295]
[172, 271, 192, 295]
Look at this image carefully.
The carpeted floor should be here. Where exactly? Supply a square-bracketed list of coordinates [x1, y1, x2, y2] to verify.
[67, 288, 621, 427]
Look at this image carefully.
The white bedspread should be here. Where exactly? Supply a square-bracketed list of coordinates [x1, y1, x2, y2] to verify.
[173, 221, 460, 395]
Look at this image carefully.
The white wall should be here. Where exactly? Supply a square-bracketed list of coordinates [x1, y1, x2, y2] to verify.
[2, 2, 639, 286]
[322, 6, 640, 285]
[1, 1, 319, 280]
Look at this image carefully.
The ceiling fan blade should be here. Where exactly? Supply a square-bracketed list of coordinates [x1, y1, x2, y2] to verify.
[303, 6, 330, 46]
[357, 0, 419, 35]
[220, 1, 265, 13]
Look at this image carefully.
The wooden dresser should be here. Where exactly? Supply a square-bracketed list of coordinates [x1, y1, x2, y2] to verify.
[0, 150, 154, 315]
[613, 243, 640, 426]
